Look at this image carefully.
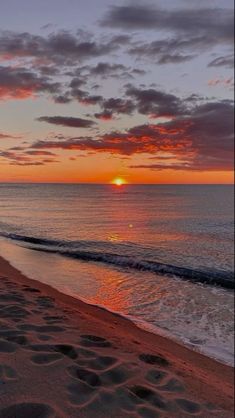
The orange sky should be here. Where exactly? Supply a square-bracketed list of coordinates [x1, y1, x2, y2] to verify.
[1, 158, 233, 184]
[0, 2, 233, 184]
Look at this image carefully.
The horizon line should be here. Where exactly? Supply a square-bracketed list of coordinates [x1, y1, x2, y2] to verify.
[0, 181, 233, 186]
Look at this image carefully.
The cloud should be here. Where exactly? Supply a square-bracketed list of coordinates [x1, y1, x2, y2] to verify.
[0, 66, 60, 100]
[85, 62, 146, 79]
[101, 4, 233, 42]
[0, 148, 59, 166]
[208, 77, 234, 87]
[125, 86, 187, 117]
[102, 4, 233, 65]
[100, 97, 135, 116]
[37, 116, 96, 128]
[30, 125, 191, 156]
[94, 111, 114, 121]
[0, 132, 22, 139]
[128, 38, 198, 64]
[0, 30, 126, 67]
[31, 99, 233, 171]
[25, 150, 57, 156]
[88, 62, 128, 77]
[69, 88, 103, 105]
[208, 55, 234, 69]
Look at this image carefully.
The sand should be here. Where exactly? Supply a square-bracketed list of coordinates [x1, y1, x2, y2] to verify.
[0, 255, 234, 418]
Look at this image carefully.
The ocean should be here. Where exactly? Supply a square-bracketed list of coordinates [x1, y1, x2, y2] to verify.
[0, 183, 234, 365]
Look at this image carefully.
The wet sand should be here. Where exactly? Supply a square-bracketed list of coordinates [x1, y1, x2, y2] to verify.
[0, 255, 234, 418]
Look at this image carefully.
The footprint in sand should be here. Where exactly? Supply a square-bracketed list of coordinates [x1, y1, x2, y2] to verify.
[24, 343, 78, 359]
[138, 406, 161, 418]
[31, 353, 63, 365]
[80, 335, 112, 348]
[101, 364, 131, 386]
[158, 377, 185, 392]
[67, 380, 96, 406]
[18, 324, 64, 333]
[0, 402, 56, 418]
[0, 305, 30, 321]
[0, 292, 26, 304]
[23, 286, 41, 293]
[76, 347, 96, 359]
[0, 365, 17, 380]
[37, 334, 52, 341]
[128, 385, 169, 411]
[6, 334, 28, 346]
[109, 387, 142, 411]
[139, 353, 169, 367]
[145, 369, 167, 385]
[84, 355, 117, 370]
[67, 365, 101, 387]
[43, 315, 65, 323]
[175, 398, 201, 414]
[0, 339, 17, 353]
[36, 296, 55, 308]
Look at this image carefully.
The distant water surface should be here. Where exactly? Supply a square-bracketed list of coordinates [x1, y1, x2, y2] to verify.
[0, 184, 234, 365]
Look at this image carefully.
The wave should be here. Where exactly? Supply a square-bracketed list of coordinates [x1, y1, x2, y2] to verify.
[1, 232, 234, 290]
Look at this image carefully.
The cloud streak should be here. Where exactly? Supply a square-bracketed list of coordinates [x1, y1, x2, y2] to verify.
[30, 99, 234, 171]
[0, 30, 124, 66]
[101, 4, 233, 42]
[102, 4, 233, 64]
[0, 66, 60, 100]
[37, 116, 96, 128]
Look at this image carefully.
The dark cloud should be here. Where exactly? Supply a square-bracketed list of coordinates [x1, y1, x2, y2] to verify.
[25, 150, 57, 156]
[102, 4, 233, 65]
[37, 116, 96, 128]
[131, 68, 147, 76]
[0, 30, 126, 67]
[101, 4, 233, 43]
[208, 55, 234, 69]
[30, 125, 190, 155]
[156, 54, 193, 65]
[0, 66, 60, 99]
[130, 101, 234, 171]
[109, 34, 132, 46]
[129, 38, 196, 64]
[70, 88, 103, 105]
[69, 77, 86, 88]
[53, 94, 72, 104]
[125, 86, 186, 117]
[101, 97, 135, 115]
[89, 62, 128, 76]
[37, 65, 59, 76]
[85, 62, 145, 79]
[94, 111, 114, 121]
[66, 84, 135, 116]
[0, 149, 59, 166]
[31, 99, 233, 171]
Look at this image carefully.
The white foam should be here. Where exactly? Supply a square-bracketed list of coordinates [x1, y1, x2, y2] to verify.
[0, 238, 234, 367]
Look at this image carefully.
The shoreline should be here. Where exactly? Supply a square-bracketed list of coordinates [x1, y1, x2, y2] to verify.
[0, 254, 234, 417]
[1, 237, 234, 367]
[0, 249, 233, 367]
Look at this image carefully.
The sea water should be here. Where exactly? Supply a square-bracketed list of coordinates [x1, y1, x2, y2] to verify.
[0, 183, 234, 364]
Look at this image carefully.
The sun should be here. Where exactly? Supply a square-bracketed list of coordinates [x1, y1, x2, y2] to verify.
[112, 177, 126, 186]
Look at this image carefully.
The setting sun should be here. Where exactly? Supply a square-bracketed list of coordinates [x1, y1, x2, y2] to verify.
[112, 177, 126, 186]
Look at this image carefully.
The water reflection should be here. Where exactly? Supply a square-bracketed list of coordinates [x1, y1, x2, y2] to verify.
[0, 239, 234, 365]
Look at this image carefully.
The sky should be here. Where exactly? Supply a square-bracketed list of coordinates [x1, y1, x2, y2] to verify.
[0, 0, 234, 184]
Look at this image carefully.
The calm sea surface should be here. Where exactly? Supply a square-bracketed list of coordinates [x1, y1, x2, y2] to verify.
[0, 184, 234, 364]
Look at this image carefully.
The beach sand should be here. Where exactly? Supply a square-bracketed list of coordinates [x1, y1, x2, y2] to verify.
[0, 255, 234, 418]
